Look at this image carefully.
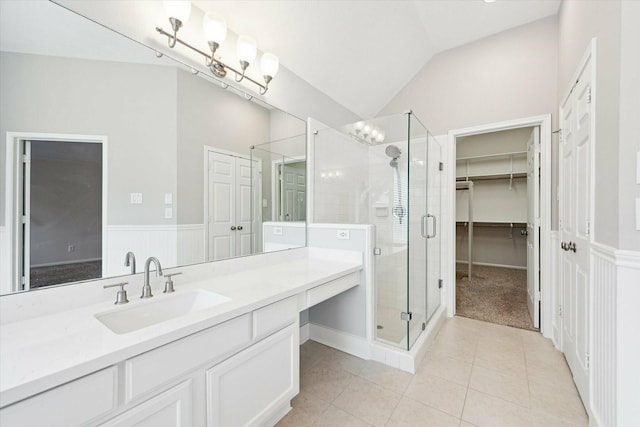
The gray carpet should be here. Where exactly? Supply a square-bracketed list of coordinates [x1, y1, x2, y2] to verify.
[30, 260, 102, 288]
[456, 264, 537, 331]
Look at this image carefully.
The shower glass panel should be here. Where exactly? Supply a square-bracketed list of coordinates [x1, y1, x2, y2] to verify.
[426, 132, 443, 322]
[311, 112, 440, 350]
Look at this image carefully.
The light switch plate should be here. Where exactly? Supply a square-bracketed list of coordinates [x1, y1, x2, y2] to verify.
[165, 193, 173, 205]
[262, 198, 268, 208]
[130, 193, 143, 204]
[636, 198, 640, 231]
[164, 207, 173, 219]
[636, 152, 640, 184]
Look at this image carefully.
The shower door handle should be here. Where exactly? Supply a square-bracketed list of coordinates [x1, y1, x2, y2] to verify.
[426, 214, 436, 239]
[421, 215, 427, 238]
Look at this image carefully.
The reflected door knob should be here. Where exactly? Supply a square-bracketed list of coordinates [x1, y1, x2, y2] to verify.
[237, 226, 243, 230]
[230, 226, 236, 231]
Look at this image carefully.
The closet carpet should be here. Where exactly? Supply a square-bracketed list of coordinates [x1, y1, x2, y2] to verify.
[456, 264, 537, 331]
[30, 260, 102, 288]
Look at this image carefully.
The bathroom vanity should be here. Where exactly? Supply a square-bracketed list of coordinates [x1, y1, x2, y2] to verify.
[0, 248, 362, 426]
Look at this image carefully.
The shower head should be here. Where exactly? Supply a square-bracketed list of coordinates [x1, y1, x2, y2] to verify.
[385, 145, 401, 159]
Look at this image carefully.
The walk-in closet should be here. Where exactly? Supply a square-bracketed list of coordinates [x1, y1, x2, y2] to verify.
[455, 127, 540, 330]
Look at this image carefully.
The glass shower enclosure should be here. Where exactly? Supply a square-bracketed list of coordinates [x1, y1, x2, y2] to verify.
[313, 112, 442, 350]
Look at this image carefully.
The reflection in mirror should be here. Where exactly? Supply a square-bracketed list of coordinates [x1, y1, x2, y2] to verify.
[0, 0, 306, 295]
[251, 135, 307, 253]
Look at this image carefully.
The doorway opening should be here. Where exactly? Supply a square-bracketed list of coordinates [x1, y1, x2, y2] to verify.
[455, 127, 539, 330]
[4, 133, 107, 293]
[446, 115, 552, 336]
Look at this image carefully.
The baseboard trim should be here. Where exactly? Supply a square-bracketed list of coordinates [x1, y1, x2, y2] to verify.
[307, 323, 369, 360]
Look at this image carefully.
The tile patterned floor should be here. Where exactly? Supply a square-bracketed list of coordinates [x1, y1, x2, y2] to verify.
[276, 316, 588, 427]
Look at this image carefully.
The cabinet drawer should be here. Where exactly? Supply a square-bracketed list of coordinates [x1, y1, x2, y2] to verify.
[252, 296, 297, 341]
[306, 272, 359, 308]
[125, 314, 251, 402]
[101, 380, 192, 427]
[0, 366, 117, 426]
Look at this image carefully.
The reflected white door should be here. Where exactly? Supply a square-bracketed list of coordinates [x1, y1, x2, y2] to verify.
[207, 151, 261, 260]
[208, 151, 235, 261]
[526, 127, 541, 328]
[280, 162, 306, 221]
[559, 54, 592, 405]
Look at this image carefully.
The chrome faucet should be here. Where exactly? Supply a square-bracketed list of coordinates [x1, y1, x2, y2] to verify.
[124, 251, 136, 274]
[141, 257, 163, 299]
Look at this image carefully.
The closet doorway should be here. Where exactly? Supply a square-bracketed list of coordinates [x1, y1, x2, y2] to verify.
[447, 115, 552, 334]
[3, 133, 107, 293]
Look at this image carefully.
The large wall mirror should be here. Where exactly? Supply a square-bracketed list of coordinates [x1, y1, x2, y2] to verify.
[0, 0, 307, 295]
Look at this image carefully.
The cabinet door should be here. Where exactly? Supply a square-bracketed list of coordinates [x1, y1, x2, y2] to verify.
[206, 323, 299, 427]
[100, 380, 192, 427]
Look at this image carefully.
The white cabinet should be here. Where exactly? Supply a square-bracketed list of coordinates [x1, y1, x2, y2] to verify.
[101, 380, 192, 427]
[206, 323, 299, 427]
[0, 367, 117, 426]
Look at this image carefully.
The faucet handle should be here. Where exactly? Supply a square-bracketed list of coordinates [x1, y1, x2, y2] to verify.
[104, 282, 129, 305]
[163, 272, 182, 294]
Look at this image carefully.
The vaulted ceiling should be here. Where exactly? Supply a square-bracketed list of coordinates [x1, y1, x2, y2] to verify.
[193, 1, 561, 118]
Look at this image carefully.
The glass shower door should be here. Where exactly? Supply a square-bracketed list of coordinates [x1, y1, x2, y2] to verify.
[407, 114, 429, 350]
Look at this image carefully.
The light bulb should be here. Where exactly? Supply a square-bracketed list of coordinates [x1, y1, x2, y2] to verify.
[164, 1, 191, 23]
[203, 12, 227, 44]
[363, 124, 372, 134]
[371, 128, 379, 138]
[376, 131, 386, 143]
[354, 121, 364, 131]
[237, 35, 257, 64]
[260, 53, 279, 78]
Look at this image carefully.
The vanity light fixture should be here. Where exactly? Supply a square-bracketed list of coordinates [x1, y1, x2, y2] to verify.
[350, 121, 386, 144]
[157, 1, 279, 94]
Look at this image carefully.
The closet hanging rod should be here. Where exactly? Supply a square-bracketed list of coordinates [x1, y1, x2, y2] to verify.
[456, 173, 527, 182]
[456, 221, 526, 228]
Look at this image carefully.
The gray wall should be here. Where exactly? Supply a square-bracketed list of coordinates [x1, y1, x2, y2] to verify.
[379, 16, 559, 228]
[0, 52, 178, 226]
[30, 141, 102, 266]
[175, 69, 271, 225]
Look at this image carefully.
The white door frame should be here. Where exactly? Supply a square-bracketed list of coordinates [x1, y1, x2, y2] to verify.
[4, 132, 108, 294]
[445, 114, 553, 337]
[203, 146, 262, 261]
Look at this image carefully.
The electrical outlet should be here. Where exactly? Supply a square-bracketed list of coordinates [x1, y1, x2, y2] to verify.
[164, 207, 173, 219]
[337, 230, 350, 240]
[130, 193, 143, 204]
[164, 193, 173, 204]
[67, 245, 75, 253]
[273, 227, 283, 235]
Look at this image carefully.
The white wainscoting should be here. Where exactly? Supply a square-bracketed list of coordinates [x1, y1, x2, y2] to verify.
[176, 224, 205, 266]
[105, 224, 204, 277]
[590, 243, 640, 427]
[0, 226, 11, 295]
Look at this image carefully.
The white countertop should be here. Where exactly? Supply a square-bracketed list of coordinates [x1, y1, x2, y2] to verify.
[0, 248, 362, 407]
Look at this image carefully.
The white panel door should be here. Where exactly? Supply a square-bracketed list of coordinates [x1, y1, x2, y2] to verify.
[208, 151, 235, 261]
[235, 158, 256, 257]
[559, 55, 592, 405]
[526, 127, 541, 328]
[281, 162, 306, 221]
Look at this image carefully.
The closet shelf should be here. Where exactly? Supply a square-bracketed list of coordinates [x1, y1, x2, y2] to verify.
[456, 173, 527, 182]
[456, 151, 527, 162]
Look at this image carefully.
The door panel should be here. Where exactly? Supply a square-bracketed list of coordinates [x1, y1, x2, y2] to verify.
[559, 54, 592, 406]
[208, 152, 235, 261]
[526, 127, 540, 328]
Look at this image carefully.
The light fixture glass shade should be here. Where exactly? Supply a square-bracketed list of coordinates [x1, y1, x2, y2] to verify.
[363, 124, 372, 134]
[260, 53, 279, 78]
[237, 35, 257, 63]
[376, 131, 386, 143]
[164, 1, 191, 23]
[354, 121, 364, 131]
[203, 12, 227, 44]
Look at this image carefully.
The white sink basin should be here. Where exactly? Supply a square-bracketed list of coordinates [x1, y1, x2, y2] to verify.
[95, 289, 230, 334]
